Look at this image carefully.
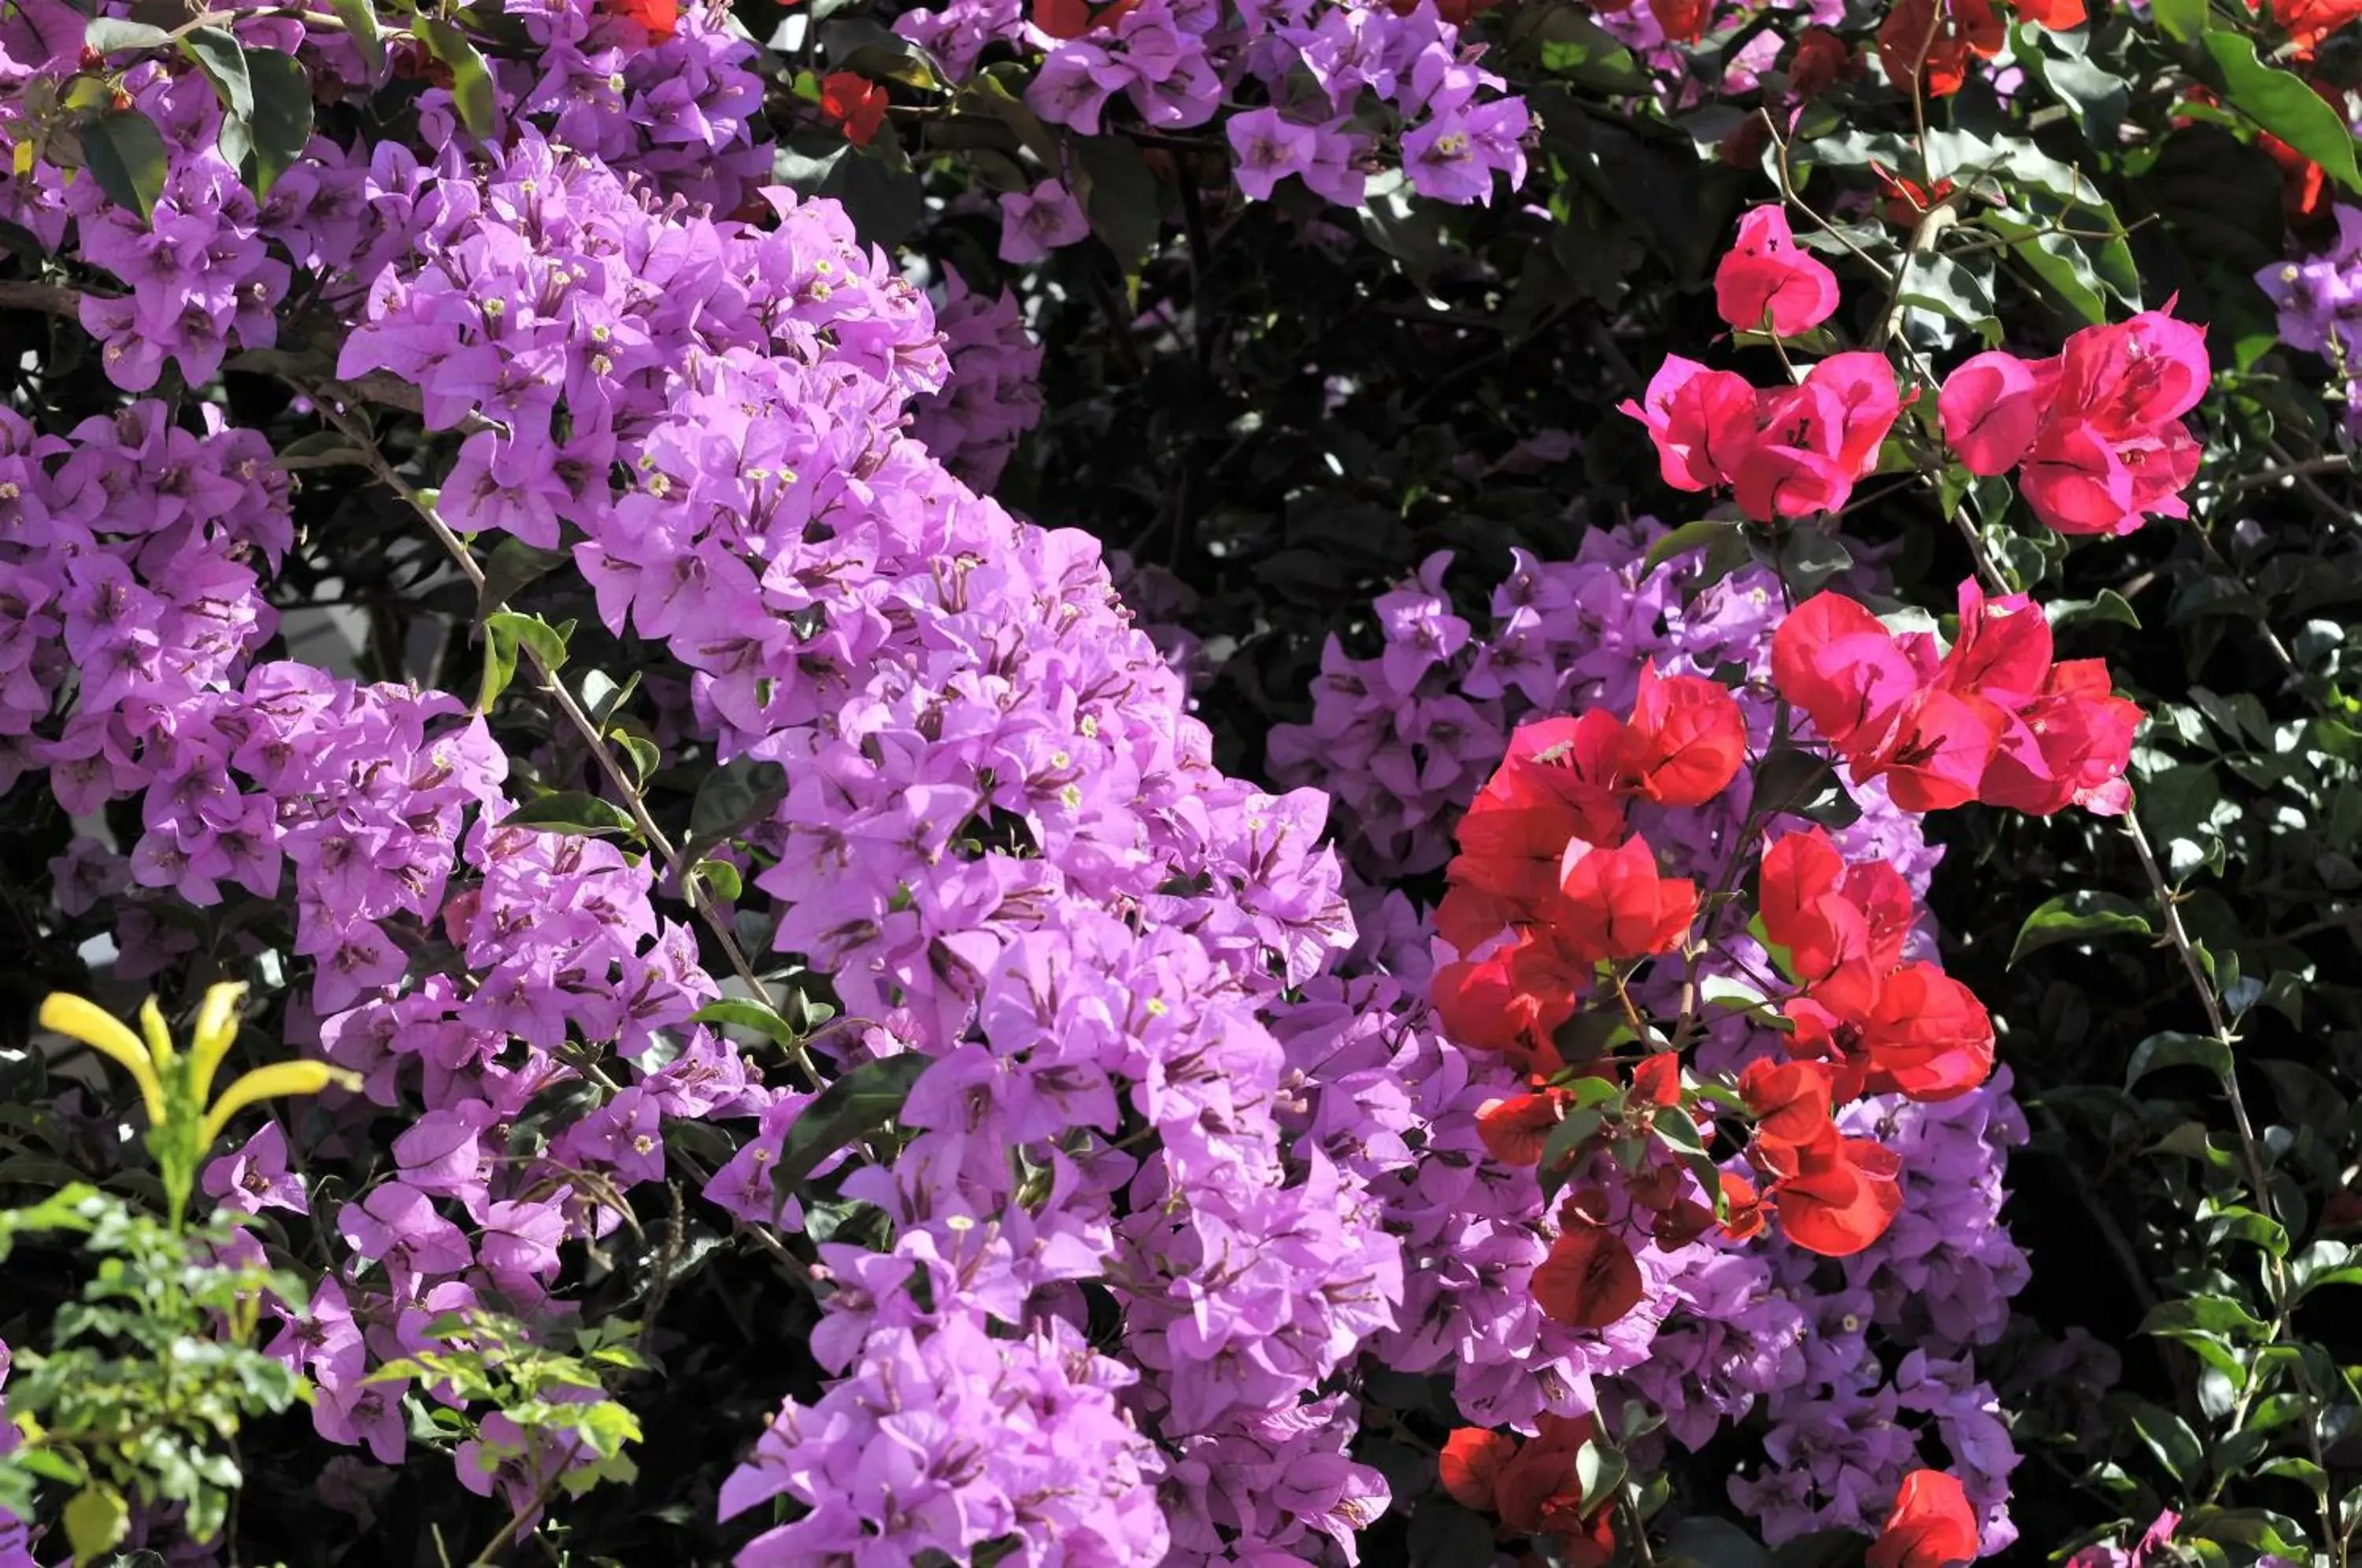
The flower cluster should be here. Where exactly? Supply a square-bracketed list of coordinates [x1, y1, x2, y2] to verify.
[1272, 527, 2030, 1553]
[896, 0, 1529, 216]
[1621, 351, 1904, 522]
[2257, 205, 2362, 435]
[906, 272, 1045, 492]
[1937, 311, 2210, 537]
[1772, 582, 2142, 815]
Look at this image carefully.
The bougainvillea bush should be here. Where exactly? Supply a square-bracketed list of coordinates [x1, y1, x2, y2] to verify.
[2, 0, 2362, 1556]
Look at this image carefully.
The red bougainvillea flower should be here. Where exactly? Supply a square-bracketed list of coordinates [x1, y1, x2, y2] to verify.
[1770, 592, 1927, 756]
[1869, 1470, 1981, 1568]
[1495, 1414, 1615, 1549]
[1938, 308, 2208, 536]
[605, 0, 678, 41]
[1439, 1427, 1520, 1512]
[1759, 827, 1916, 982]
[2015, 0, 2087, 27]
[1649, 0, 1710, 39]
[1623, 353, 1903, 523]
[1860, 963, 1996, 1099]
[1476, 1089, 1571, 1164]
[1619, 660, 1747, 806]
[1554, 834, 1698, 966]
[1757, 1122, 1905, 1255]
[1786, 27, 1857, 99]
[1533, 1224, 1646, 1327]
[820, 72, 889, 146]
[1441, 711, 1628, 944]
[1771, 586, 2137, 817]
[1714, 205, 1842, 338]
[1035, 0, 1142, 35]
[1875, 168, 1958, 227]
[1630, 1051, 1683, 1108]
[1621, 355, 1761, 493]
[1878, 0, 2004, 98]
[1740, 1056, 1836, 1146]
[1431, 934, 1585, 1063]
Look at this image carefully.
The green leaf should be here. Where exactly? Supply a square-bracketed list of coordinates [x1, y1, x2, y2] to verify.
[2128, 1399, 2205, 1482]
[690, 997, 802, 1051]
[230, 46, 313, 202]
[64, 1483, 130, 1566]
[84, 17, 175, 52]
[2009, 892, 2153, 967]
[1072, 135, 1161, 276]
[503, 792, 638, 838]
[1575, 1439, 1629, 1514]
[2126, 1030, 2234, 1090]
[688, 857, 742, 902]
[416, 17, 498, 139]
[2049, 588, 2142, 629]
[1662, 1518, 1771, 1568]
[334, 0, 385, 78]
[80, 109, 168, 224]
[687, 757, 790, 856]
[1643, 517, 1744, 574]
[2153, 0, 2209, 40]
[2140, 1295, 2271, 1341]
[1984, 208, 2107, 325]
[2205, 31, 2362, 194]
[477, 610, 570, 712]
[476, 538, 571, 618]
[179, 26, 252, 120]
[772, 1053, 932, 1197]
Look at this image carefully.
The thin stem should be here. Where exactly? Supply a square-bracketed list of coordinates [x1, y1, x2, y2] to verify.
[2124, 815, 2275, 1215]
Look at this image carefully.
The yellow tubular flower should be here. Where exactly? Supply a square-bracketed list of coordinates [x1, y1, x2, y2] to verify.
[198, 1061, 361, 1150]
[39, 993, 166, 1126]
[187, 982, 250, 1108]
[138, 995, 177, 1071]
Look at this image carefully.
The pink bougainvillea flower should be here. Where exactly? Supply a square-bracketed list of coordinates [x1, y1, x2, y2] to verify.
[1714, 206, 1842, 338]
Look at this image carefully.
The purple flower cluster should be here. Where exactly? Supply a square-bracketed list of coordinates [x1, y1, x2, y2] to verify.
[2258, 204, 2362, 436]
[0, 404, 285, 808]
[1267, 523, 2026, 1551]
[898, 0, 1528, 220]
[906, 273, 1045, 491]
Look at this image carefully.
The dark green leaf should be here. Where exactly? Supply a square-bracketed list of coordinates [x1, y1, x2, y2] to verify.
[2153, 0, 2209, 40]
[80, 109, 169, 224]
[772, 1053, 932, 1195]
[235, 46, 313, 201]
[1072, 134, 1161, 275]
[2205, 32, 2362, 194]
[1663, 1517, 1771, 1568]
[84, 17, 174, 52]
[687, 757, 790, 855]
[476, 538, 571, 619]
[2126, 1031, 2234, 1090]
[2128, 1399, 2205, 1481]
[503, 792, 639, 838]
[2009, 892, 2153, 967]
[179, 26, 252, 120]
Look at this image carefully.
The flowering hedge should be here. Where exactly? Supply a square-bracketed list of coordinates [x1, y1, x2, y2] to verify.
[0, 0, 2360, 1561]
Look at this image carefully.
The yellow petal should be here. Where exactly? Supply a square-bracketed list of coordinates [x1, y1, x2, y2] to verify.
[188, 982, 249, 1107]
[39, 993, 165, 1126]
[139, 996, 176, 1071]
[198, 1060, 361, 1151]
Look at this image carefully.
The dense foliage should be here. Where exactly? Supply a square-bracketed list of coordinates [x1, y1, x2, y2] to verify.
[1, 0, 2360, 1559]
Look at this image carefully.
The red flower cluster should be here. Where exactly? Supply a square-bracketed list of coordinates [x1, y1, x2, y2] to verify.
[1730, 825, 1996, 1253]
[604, 0, 679, 42]
[1875, 0, 2001, 99]
[1441, 1417, 1620, 1565]
[1771, 581, 2140, 815]
[820, 72, 889, 146]
[1713, 206, 1841, 338]
[1432, 664, 1745, 1067]
[1938, 308, 2209, 537]
[1620, 351, 1904, 522]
